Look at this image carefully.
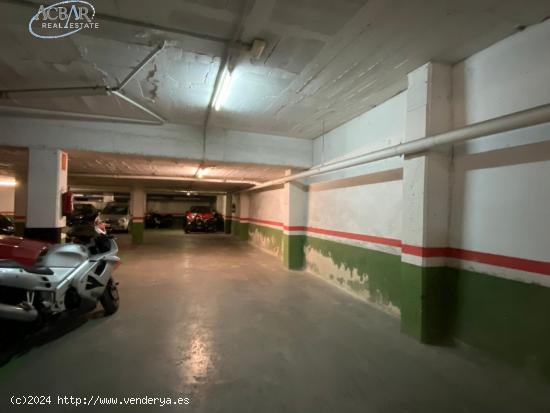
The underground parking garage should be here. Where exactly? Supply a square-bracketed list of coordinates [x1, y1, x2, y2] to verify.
[0, 0, 550, 411]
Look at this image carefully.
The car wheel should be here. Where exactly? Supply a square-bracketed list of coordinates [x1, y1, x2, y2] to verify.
[100, 278, 120, 315]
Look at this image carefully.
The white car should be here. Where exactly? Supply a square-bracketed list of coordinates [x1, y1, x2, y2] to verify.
[100, 204, 130, 232]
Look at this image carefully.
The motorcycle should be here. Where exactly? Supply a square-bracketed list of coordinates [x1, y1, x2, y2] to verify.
[0, 222, 121, 325]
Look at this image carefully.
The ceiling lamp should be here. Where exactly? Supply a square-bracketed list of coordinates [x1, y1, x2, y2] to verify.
[213, 65, 234, 111]
[211, 39, 266, 112]
[197, 167, 208, 178]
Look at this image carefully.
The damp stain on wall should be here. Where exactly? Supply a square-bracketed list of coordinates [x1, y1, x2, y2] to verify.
[304, 236, 401, 315]
[248, 224, 283, 257]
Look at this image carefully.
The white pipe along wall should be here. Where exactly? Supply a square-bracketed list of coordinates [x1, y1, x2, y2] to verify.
[245, 102, 550, 191]
[237, 20, 550, 382]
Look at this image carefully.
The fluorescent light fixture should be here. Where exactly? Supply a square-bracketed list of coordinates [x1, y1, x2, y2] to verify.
[213, 66, 234, 111]
[0, 179, 16, 187]
[197, 167, 208, 178]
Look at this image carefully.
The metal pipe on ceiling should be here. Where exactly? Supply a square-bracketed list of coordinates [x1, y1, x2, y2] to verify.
[0, 86, 108, 99]
[70, 173, 259, 186]
[244, 102, 550, 192]
[0, 105, 162, 125]
[109, 91, 164, 124]
[117, 42, 165, 90]
[0, 42, 166, 124]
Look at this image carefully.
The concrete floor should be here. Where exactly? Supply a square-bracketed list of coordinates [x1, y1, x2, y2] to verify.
[0, 231, 549, 412]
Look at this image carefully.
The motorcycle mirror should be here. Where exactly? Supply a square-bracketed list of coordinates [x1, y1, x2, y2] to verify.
[104, 256, 120, 264]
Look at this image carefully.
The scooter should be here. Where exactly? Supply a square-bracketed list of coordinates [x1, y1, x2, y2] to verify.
[0, 222, 121, 324]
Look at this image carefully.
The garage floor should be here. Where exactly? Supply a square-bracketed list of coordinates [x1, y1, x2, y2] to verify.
[0, 231, 548, 412]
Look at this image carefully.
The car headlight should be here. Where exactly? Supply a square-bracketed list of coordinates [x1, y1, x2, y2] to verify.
[118, 217, 127, 225]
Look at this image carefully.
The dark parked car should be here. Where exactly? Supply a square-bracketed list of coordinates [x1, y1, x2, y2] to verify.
[145, 213, 174, 229]
[67, 203, 98, 227]
[0, 214, 15, 235]
[184, 206, 217, 233]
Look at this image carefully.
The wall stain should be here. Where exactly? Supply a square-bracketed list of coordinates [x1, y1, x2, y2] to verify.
[248, 224, 283, 257]
[304, 236, 401, 315]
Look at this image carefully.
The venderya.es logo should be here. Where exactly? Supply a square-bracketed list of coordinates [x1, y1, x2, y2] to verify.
[28, 1, 99, 39]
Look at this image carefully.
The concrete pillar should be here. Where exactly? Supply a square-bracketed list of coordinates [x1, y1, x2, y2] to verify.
[103, 193, 115, 203]
[400, 62, 455, 344]
[282, 171, 308, 270]
[237, 194, 250, 241]
[14, 172, 27, 236]
[223, 194, 232, 234]
[24, 149, 68, 243]
[231, 194, 239, 236]
[130, 187, 146, 244]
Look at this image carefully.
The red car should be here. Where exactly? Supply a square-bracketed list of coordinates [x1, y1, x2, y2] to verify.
[0, 236, 50, 267]
[184, 206, 217, 233]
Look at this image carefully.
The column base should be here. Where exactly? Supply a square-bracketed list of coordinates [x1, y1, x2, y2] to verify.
[283, 234, 305, 270]
[24, 227, 62, 243]
[224, 219, 232, 234]
[400, 263, 457, 344]
[237, 222, 249, 241]
[131, 221, 144, 244]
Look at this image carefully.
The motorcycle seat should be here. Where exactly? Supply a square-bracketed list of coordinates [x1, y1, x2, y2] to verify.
[0, 259, 53, 275]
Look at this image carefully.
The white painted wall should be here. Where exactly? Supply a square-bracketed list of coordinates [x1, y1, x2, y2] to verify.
[309, 92, 406, 183]
[449, 20, 550, 282]
[308, 179, 402, 244]
[248, 188, 284, 223]
[147, 200, 213, 215]
[453, 20, 550, 129]
[0, 187, 14, 214]
[306, 91, 406, 243]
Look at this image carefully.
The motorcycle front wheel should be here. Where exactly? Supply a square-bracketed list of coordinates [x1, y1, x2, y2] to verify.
[101, 278, 120, 315]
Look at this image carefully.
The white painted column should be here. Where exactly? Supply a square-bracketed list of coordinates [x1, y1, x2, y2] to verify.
[130, 187, 146, 244]
[215, 195, 224, 213]
[400, 62, 454, 343]
[25, 148, 68, 242]
[223, 194, 232, 234]
[402, 62, 453, 264]
[103, 193, 115, 203]
[236, 193, 250, 240]
[282, 169, 308, 269]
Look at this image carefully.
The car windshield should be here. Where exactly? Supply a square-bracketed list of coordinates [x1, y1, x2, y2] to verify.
[190, 206, 211, 213]
[74, 204, 94, 214]
[103, 205, 128, 215]
[0, 214, 12, 226]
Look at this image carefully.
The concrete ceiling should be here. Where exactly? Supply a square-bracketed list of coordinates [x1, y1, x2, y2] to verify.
[0, 146, 289, 192]
[0, 0, 549, 138]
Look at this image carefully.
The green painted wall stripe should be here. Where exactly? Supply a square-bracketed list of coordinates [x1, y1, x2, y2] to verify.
[238, 222, 250, 241]
[452, 267, 550, 380]
[131, 221, 144, 244]
[248, 223, 283, 256]
[304, 235, 402, 312]
[400, 264, 456, 344]
[283, 234, 305, 269]
[238, 219, 550, 381]
[224, 219, 232, 234]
